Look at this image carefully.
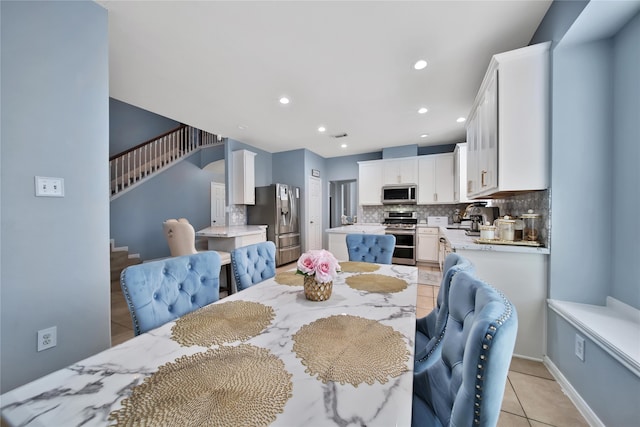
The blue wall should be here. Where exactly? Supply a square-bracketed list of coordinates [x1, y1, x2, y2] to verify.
[110, 151, 221, 260]
[1, 0, 110, 392]
[611, 11, 640, 307]
[550, 38, 613, 304]
[109, 98, 180, 156]
[536, 3, 640, 426]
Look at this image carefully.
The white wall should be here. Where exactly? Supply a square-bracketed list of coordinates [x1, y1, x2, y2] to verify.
[0, 1, 111, 392]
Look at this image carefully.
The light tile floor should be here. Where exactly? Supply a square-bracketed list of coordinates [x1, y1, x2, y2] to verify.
[111, 262, 589, 426]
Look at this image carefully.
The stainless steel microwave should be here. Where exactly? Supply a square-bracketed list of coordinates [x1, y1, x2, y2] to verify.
[382, 185, 417, 204]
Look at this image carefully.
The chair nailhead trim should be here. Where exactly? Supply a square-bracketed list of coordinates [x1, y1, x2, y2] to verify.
[471, 287, 515, 426]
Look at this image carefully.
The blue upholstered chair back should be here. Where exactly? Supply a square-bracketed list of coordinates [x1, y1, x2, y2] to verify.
[345, 233, 395, 264]
[412, 270, 518, 427]
[415, 253, 474, 372]
[120, 251, 221, 336]
[230, 241, 277, 292]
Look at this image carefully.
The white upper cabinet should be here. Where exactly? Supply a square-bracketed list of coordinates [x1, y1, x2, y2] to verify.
[454, 143, 471, 203]
[466, 42, 550, 198]
[382, 157, 418, 185]
[358, 160, 383, 205]
[232, 149, 256, 205]
[418, 153, 454, 204]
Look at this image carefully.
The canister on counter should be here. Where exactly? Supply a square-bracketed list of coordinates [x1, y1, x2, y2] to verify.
[480, 223, 496, 240]
[494, 217, 516, 241]
[522, 209, 541, 242]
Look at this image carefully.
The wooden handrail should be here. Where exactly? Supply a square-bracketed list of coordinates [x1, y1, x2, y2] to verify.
[109, 124, 188, 161]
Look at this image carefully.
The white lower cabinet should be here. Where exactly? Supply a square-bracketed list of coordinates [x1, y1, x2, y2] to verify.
[455, 249, 548, 360]
[416, 227, 439, 263]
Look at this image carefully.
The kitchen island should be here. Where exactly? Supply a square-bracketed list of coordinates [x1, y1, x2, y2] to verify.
[196, 225, 267, 252]
[325, 224, 386, 261]
[440, 228, 549, 360]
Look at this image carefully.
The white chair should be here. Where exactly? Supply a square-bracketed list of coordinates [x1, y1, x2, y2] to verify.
[163, 218, 233, 295]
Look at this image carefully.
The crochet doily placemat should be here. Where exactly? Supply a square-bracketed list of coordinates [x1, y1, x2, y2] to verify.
[109, 344, 292, 427]
[171, 301, 274, 347]
[339, 261, 380, 273]
[345, 273, 408, 293]
[292, 314, 409, 386]
[274, 271, 304, 286]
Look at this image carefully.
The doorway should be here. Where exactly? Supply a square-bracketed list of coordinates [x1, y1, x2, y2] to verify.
[329, 180, 357, 227]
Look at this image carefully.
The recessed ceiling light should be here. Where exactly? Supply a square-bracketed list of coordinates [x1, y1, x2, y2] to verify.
[279, 97, 290, 105]
[418, 107, 428, 114]
[238, 124, 248, 130]
[420, 134, 429, 138]
[456, 117, 466, 123]
[341, 144, 347, 148]
[318, 126, 326, 133]
[414, 60, 427, 70]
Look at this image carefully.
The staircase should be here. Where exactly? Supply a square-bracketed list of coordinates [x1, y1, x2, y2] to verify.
[109, 125, 225, 200]
[110, 240, 142, 292]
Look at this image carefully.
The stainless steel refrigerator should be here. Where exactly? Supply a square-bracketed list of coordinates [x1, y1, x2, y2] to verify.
[247, 184, 301, 266]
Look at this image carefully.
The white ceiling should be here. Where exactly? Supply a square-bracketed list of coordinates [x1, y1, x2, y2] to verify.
[98, 0, 552, 158]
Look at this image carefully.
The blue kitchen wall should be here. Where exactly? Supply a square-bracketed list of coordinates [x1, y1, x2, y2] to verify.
[109, 98, 226, 259]
[110, 151, 220, 260]
[611, 11, 640, 308]
[109, 98, 180, 156]
[325, 152, 382, 182]
[550, 38, 613, 304]
[534, 3, 640, 426]
[1, 0, 110, 393]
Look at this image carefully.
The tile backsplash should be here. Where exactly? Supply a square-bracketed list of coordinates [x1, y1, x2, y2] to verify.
[358, 189, 550, 246]
[358, 204, 469, 225]
[229, 205, 247, 226]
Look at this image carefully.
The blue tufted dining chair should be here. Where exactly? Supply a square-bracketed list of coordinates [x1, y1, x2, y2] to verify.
[412, 270, 518, 427]
[230, 241, 277, 292]
[414, 253, 474, 373]
[345, 233, 396, 264]
[120, 251, 222, 336]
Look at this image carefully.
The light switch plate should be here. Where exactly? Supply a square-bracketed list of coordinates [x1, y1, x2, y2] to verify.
[35, 176, 64, 197]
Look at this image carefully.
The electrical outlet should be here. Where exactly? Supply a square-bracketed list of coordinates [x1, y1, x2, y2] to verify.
[575, 334, 585, 361]
[37, 326, 57, 352]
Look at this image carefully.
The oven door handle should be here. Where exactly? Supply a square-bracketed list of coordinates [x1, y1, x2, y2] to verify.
[385, 230, 416, 235]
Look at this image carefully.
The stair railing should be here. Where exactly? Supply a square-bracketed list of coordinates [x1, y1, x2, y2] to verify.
[109, 125, 224, 197]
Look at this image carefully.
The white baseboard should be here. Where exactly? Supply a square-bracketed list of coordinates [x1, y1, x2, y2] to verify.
[543, 356, 604, 427]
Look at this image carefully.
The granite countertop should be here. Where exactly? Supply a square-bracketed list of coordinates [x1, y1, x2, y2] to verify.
[196, 225, 267, 238]
[325, 224, 386, 234]
[440, 227, 550, 255]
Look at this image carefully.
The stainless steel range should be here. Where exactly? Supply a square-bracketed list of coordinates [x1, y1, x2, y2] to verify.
[383, 211, 417, 266]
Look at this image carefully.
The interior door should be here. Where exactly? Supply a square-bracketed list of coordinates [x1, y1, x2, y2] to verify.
[210, 182, 226, 226]
[307, 176, 322, 251]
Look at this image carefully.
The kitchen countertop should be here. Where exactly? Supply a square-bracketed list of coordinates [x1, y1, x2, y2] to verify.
[325, 224, 386, 234]
[440, 227, 550, 255]
[196, 225, 267, 238]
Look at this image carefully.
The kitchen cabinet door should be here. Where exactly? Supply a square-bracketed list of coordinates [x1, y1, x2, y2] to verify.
[466, 42, 550, 198]
[478, 69, 498, 194]
[454, 143, 471, 203]
[358, 161, 383, 205]
[382, 158, 418, 185]
[416, 227, 439, 263]
[417, 154, 454, 204]
[232, 149, 256, 205]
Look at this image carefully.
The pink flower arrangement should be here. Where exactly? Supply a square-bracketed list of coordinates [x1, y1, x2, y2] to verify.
[296, 249, 341, 284]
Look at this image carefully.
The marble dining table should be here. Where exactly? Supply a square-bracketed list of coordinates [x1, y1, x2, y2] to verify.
[1, 262, 418, 427]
